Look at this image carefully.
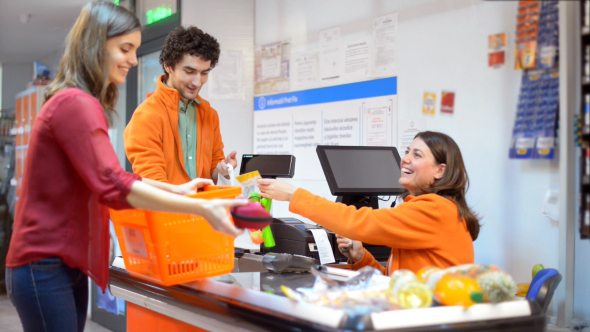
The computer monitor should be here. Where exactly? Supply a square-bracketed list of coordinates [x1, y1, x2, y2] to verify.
[316, 145, 404, 209]
[240, 154, 296, 178]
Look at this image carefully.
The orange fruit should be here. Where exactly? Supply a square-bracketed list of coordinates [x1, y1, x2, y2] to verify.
[434, 274, 484, 307]
[250, 230, 264, 244]
[516, 283, 530, 297]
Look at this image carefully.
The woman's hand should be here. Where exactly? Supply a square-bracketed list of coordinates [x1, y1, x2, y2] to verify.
[257, 179, 297, 201]
[199, 198, 247, 237]
[173, 178, 214, 195]
[336, 235, 364, 262]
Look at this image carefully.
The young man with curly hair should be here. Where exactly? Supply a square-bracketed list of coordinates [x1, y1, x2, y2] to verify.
[124, 26, 237, 184]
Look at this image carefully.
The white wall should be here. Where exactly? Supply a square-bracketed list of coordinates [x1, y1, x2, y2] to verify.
[37, 50, 63, 79]
[182, 0, 255, 248]
[1, 63, 32, 110]
[181, 0, 254, 165]
[256, 0, 567, 319]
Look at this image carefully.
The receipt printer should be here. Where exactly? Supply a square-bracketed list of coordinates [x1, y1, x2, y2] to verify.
[261, 218, 390, 263]
[261, 218, 339, 261]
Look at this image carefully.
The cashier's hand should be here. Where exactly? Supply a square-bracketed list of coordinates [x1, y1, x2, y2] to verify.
[200, 198, 247, 238]
[216, 151, 238, 179]
[336, 235, 364, 262]
[257, 179, 297, 201]
[173, 178, 214, 195]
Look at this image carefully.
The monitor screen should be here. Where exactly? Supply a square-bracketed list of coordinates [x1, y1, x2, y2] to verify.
[239, 154, 295, 178]
[316, 146, 404, 196]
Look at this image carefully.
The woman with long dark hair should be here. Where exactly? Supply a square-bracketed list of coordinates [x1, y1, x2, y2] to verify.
[258, 131, 480, 275]
[5, 2, 244, 331]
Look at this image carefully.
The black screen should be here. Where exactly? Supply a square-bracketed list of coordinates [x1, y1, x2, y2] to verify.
[317, 146, 403, 195]
[240, 155, 295, 178]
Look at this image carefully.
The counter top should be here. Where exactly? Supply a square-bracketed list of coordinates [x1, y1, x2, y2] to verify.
[109, 259, 546, 332]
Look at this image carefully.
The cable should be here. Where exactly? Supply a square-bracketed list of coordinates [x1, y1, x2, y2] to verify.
[342, 241, 355, 270]
[390, 196, 398, 208]
[347, 251, 354, 271]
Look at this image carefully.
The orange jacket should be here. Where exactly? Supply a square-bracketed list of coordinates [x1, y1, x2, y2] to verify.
[124, 75, 225, 184]
[289, 190, 474, 275]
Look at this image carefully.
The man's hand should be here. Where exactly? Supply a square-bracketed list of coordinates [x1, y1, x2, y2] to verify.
[216, 150, 238, 179]
[173, 178, 214, 195]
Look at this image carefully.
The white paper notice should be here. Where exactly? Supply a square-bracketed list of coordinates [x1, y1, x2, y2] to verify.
[292, 51, 319, 90]
[309, 229, 335, 265]
[320, 27, 341, 81]
[373, 13, 398, 77]
[344, 38, 371, 81]
[261, 56, 281, 81]
[208, 51, 244, 100]
[397, 118, 425, 157]
[362, 99, 393, 146]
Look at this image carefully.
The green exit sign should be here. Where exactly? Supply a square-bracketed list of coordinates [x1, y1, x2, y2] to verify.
[113, 0, 119, 5]
[146, 6, 173, 25]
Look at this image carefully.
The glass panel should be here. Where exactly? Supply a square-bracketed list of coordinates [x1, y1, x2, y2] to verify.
[136, 0, 177, 26]
[138, 50, 162, 104]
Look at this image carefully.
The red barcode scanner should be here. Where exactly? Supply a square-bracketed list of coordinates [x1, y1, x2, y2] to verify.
[230, 202, 272, 229]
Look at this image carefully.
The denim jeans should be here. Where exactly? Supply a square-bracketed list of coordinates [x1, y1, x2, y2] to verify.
[5, 257, 88, 332]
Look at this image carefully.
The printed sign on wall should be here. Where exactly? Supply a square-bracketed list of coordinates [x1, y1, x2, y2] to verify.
[422, 93, 436, 115]
[254, 78, 397, 180]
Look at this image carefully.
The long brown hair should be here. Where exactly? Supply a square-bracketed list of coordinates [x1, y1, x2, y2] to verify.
[402, 131, 481, 241]
[43, 1, 141, 126]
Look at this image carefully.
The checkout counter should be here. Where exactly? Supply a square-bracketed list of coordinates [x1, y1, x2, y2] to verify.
[108, 151, 546, 331]
[109, 257, 546, 332]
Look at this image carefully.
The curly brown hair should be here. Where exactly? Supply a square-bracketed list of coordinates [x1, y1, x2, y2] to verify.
[159, 26, 220, 80]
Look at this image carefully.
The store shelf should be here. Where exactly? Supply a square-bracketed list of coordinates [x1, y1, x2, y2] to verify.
[580, 2, 590, 240]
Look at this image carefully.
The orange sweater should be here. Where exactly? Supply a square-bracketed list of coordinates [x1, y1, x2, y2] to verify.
[289, 189, 474, 275]
[124, 75, 225, 184]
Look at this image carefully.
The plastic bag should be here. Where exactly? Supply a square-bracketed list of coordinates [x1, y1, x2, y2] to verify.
[235, 171, 275, 247]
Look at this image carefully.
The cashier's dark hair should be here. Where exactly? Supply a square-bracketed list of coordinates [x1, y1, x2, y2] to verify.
[159, 26, 220, 81]
[403, 131, 481, 241]
[43, 1, 141, 126]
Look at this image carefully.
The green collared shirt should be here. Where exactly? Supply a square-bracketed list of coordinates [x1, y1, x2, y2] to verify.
[165, 82, 201, 179]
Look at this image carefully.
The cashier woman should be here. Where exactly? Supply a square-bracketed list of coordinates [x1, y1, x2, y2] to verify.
[258, 131, 480, 275]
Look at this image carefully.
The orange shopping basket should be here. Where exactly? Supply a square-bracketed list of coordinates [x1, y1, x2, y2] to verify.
[110, 185, 242, 286]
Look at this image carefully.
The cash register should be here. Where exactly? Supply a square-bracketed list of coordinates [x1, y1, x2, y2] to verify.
[241, 147, 403, 264]
[315, 145, 404, 262]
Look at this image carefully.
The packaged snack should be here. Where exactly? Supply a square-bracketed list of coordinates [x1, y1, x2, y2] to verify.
[235, 171, 275, 247]
[389, 269, 433, 309]
[424, 264, 516, 304]
[281, 267, 397, 313]
[416, 266, 441, 282]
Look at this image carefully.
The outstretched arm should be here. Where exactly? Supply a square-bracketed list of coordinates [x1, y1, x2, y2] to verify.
[126, 180, 245, 237]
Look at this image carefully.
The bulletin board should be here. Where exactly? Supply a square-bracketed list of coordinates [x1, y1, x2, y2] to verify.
[254, 78, 397, 180]
[254, 8, 399, 180]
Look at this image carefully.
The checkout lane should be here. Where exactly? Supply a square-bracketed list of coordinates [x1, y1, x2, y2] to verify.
[108, 152, 550, 331]
[109, 257, 546, 332]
